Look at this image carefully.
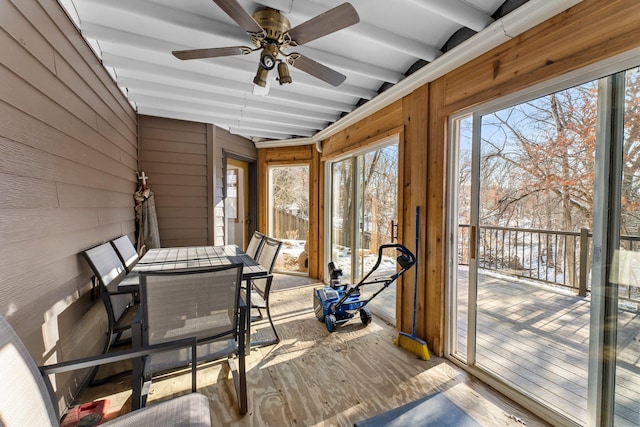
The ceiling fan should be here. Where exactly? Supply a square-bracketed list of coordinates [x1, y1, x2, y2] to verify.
[172, 0, 359, 91]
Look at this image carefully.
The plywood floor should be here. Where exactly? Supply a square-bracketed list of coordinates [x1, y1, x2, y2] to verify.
[79, 283, 551, 426]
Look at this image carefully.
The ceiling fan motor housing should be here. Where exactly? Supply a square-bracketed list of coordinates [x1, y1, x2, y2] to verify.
[252, 8, 291, 45]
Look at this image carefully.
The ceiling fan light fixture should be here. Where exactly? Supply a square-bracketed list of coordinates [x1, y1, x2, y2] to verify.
[277, 61, 292, 85]
[253, 65, 270, 87]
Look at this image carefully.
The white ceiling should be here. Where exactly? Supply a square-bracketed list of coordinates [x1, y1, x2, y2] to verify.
[60, 0, 528, 142]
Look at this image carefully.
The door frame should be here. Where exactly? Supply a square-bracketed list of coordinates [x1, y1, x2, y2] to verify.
[224, 151, 257, 249]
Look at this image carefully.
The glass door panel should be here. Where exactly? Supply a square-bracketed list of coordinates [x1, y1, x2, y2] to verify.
[449, 65, 640, 426]
[350, 147, 400, 278]
[471, 83, 598, 424]
[331, 158, 355, 282]
[357, 145, 399, 322]
[267, 165, 310, 274]
[329, 141, 399, 322]
[451, 114, 474, 363]
[614, 66, 640, 426]
[225, 159, 249, 247]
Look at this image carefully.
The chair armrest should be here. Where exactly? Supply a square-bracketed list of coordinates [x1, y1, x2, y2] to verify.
[250, 274, 273, 299]
[106, 289, 138, 296]
[39, 337, 196, 374]
[39, 336, 198, 418]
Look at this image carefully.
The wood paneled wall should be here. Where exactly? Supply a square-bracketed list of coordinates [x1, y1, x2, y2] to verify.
[257, 0, 640, 357]
[318, 94, 431, 344]
[0, 0, 137, 408]
[138, 116, 257, 247]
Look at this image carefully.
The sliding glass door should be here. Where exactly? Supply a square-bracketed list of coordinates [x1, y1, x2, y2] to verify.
[449, 66, 640, 426]
[328, 140, 399, 321]
[611, 67, 640, 427]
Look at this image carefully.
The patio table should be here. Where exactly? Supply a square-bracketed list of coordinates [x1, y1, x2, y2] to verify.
[125, 244, 268, 353]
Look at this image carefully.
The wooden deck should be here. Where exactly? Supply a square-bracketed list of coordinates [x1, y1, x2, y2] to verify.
[455, 267, 640, 426]
[79, 279, 550, 426]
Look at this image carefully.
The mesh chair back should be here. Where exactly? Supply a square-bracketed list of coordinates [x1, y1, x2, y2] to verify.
[111, 235, 139, 273]
[252, 237, 282, 297]
[256, 237, 282, 274]
[0, 314, 58, 426]
[139, 264, 244, 372]
[246, 231, 266, 260]
[83, 243, 132, 323]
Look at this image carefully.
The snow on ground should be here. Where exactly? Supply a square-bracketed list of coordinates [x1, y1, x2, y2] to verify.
[280, 239, 306, 258]
[278, 240, 400, 282]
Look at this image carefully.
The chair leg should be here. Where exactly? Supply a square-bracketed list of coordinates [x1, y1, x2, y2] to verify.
[87, 328, 115, 387]
[131, 320, 144, 411]
[250, 276, 279, 347]
[265, 294, 280, 343]
[231, 303, 248, 414]
[239, 349, 247, 414]
[88, 327, 134, 387]
[244, 280, 251, 356]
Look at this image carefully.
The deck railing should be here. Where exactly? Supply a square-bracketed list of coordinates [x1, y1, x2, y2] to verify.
[458, 224, 640, 304]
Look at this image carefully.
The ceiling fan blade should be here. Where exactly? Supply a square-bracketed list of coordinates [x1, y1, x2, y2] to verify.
[211, 0, 264, 34]
[172, 46, 253, 60]
[287, 3, 359, 46]
[289, 54, 346, 87]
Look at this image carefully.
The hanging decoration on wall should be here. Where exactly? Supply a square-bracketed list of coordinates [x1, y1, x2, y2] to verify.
[135, 171, 160, 254]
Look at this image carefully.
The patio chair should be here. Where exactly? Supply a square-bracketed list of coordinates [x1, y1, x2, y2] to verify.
[248, 237, 283, 346]
[83, 243, 139, 354]
[110, 235, 140, 273]
[246, 230, 266, 260]
[0, 312, 211, 426]
[133, 263, 247, 414]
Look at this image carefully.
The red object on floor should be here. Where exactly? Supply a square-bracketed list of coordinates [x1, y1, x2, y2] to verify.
[61, 399, 110, 427]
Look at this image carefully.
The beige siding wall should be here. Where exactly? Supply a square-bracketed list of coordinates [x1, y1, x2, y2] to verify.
[138, 115, 211, 247]
[139, 116, 256, 247]
[0, 0, 137, 406]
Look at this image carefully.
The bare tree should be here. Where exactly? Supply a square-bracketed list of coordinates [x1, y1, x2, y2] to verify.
[479, 82, 598, 285]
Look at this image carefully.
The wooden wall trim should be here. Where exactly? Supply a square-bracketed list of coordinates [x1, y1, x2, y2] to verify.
[207, 124, 215, 245]
[321, 101, 403, 159]
[321, 126, 404, 162]
[399, 87, 430, 346]
[442, 0, 640, 114]
[257, 149, 267, 235]
[309, 147, 321, 278]
[426, 81, 446, 355]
